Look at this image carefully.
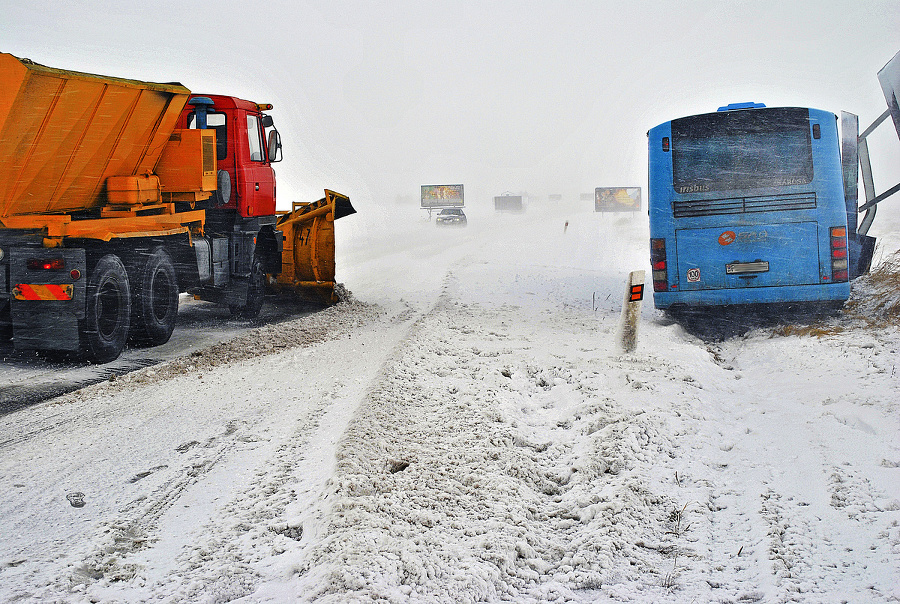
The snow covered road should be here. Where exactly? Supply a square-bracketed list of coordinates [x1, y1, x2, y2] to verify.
[1, 204, 898, 603]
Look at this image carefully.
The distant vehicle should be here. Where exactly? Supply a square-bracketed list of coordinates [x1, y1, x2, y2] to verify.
[435, 207, 467, 227]
[494, 194, 524, 213]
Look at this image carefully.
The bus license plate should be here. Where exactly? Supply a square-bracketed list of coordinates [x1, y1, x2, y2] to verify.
[726, 261, 769, 275]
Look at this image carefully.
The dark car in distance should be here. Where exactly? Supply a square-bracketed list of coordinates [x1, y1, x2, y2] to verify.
[435, 207, 467, 227]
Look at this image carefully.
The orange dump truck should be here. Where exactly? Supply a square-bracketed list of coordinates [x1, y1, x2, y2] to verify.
[0, 53, 355, 362]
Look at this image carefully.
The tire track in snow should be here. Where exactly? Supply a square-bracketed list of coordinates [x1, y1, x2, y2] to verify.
[3, 299, 384, 602]
[66, 418, 256, 587]
[67, 304, 425, 603]
[145, 390, 344, 601]
[682, 332, 900, 603]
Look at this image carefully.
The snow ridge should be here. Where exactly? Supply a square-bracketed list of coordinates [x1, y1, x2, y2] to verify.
[291, 272, 684, 602]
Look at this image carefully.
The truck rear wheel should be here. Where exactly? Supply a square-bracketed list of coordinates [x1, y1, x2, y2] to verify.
[130, 247, 179, 346]
[81, 254, 131, 363]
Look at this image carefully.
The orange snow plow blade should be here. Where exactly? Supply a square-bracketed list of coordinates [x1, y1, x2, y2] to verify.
[271, 190, 356, 303]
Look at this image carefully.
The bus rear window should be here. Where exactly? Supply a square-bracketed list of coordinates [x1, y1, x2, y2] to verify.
[671, 107, 813, 194]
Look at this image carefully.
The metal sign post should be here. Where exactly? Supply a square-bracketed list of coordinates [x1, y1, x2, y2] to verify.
[619, 270, 645, 353]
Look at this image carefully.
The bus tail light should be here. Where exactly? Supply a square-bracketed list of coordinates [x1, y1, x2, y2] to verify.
[650, 238, 668, 291]
[830, 226, 849, 282]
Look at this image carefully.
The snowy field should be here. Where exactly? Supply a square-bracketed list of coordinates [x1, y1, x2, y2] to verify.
[1, 200, 899, 603]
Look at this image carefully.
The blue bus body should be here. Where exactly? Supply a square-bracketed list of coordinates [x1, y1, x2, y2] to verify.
[648, 105, 851, 310]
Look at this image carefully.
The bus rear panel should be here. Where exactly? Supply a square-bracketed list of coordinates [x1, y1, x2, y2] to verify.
[648, 105, 851, 310]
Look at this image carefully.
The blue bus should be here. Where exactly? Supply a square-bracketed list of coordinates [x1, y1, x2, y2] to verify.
[648, 103, 861, 311]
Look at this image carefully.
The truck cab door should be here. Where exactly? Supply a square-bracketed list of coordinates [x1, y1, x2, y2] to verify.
[237, 113, 276, 218]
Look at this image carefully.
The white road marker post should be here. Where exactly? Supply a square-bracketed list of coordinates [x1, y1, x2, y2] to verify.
[619, 270, 645, 353]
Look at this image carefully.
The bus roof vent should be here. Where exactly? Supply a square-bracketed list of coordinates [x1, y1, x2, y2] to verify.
[717, 102, 766, 112]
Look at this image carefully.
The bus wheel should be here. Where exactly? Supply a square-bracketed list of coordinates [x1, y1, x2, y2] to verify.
[130, 247, 179, 346]
[81, 254, 131, 363]
[230, 256, 265, 320]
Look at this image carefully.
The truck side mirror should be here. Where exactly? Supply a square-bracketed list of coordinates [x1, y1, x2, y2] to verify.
[267, 129, 282, 163]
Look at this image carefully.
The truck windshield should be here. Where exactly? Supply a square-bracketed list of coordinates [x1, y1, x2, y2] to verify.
[671, 107, 813, 194]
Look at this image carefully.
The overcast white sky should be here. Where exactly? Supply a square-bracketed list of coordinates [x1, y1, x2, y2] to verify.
[2, 0, 899, 218]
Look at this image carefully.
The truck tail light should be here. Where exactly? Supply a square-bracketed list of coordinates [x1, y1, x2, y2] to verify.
[27, 257, 65, 270]
[830, 226, 849, 282]
[650, 238, 668, 291]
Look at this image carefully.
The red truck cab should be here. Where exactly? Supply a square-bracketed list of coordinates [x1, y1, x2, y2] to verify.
[177, 95, 281, 218]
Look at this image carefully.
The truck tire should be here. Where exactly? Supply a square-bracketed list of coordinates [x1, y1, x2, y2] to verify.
[81, 254, 131, 363]
[230, 256, 265, 320]
[130, 246, 179, 346]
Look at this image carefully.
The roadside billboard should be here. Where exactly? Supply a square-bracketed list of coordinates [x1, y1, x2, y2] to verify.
[595, 187, 641, 212]
[421, 184, 464, 208]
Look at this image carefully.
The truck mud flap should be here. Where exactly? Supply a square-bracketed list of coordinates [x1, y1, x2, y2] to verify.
[270, 190, 356, 303]
[8, 248, 86, 352]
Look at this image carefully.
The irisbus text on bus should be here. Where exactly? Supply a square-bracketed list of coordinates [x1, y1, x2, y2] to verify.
[647, 102, 866, 311]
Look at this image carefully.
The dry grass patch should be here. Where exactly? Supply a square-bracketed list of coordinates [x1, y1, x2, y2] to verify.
[843, 249, 900, 327]
[767, 249, 900, 338]
[771, 323, 847, 338]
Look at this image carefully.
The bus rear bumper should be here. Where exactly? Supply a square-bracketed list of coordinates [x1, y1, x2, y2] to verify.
[652, 282, 851, 309]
